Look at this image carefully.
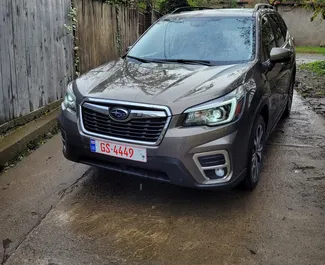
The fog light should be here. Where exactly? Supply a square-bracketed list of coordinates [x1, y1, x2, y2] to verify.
[204, 167, 228, 180]
[215, 168, 225, 178]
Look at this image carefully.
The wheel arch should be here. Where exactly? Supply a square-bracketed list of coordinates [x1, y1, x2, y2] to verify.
[260, 104, 269, 130]
[250, 97, 270, 134]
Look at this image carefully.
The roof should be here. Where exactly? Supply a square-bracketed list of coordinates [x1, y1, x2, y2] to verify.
[164, 8, 258, 19]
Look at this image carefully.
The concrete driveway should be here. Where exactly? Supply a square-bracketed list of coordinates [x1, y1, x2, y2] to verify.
[1, 59, 325, 265]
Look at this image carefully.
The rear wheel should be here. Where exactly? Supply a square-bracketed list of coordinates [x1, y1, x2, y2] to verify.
[241, 115, 266, 191]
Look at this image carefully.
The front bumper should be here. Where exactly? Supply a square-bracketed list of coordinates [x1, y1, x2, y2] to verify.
[58, 105, 248, 189]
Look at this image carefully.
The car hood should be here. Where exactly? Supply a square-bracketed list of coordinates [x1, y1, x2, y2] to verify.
[75, 58, 253, 114]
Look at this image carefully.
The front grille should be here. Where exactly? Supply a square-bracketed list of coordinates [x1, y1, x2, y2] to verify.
[81, 104, 168, 143]
[198, 154, 226, 167]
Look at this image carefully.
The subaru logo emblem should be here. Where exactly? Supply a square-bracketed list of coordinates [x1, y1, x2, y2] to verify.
[109, 107, 129, 121]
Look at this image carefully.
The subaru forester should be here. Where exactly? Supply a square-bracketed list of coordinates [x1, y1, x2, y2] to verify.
[58, 4, 296, 190]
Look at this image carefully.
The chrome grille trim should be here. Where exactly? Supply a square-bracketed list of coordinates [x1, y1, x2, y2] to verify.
[79, 98, 172, 146]
[83, 102, 167, 123]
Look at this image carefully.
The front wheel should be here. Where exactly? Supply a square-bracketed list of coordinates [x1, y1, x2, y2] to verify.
[241, 115, 266, 191]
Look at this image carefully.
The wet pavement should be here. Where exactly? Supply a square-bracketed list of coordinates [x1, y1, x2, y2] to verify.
[1, 57, 325, 265]
[295, 53, 325, 117]
[296, 53, 325, 65]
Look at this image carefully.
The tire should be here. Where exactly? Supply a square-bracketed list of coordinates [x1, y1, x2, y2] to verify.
[282, 75, 295, 119]
[241, 115, 266, 191]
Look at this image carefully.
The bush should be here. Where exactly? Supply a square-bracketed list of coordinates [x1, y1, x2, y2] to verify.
[158, 0, 190, 15]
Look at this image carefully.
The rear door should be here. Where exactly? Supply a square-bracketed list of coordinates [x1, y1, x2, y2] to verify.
[268, 13, 293, 109]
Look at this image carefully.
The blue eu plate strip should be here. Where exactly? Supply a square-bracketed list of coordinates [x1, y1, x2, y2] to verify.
[90, 139, 96, 152]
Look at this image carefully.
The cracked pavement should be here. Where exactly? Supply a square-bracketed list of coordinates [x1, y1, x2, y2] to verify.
[1, 57, 325, 265]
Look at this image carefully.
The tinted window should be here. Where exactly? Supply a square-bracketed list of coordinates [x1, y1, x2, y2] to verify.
[261, 16, 276, 59]
[273, 14, 287, 39]
[269, 14, 285, 46]
[128, 17, 256, 64]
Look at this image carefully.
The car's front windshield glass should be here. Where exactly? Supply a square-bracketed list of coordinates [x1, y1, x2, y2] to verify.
[128, 16, 256, 64]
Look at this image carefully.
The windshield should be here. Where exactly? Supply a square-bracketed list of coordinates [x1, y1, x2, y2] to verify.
[128, 16, 256, 64]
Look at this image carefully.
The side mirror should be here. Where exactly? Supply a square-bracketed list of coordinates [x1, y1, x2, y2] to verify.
[270, 47, 292, 63]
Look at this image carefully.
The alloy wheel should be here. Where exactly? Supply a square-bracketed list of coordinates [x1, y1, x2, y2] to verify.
[251, 124, 264, 181]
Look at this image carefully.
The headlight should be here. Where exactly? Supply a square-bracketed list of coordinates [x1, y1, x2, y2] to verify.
[183, 83, 250, 127]
[63, 83, 76, 112]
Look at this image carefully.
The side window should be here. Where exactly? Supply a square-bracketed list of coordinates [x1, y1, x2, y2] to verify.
[275, 14, 288, 39]
[261, 16, 276, 60]
[269, 14, 285, 47]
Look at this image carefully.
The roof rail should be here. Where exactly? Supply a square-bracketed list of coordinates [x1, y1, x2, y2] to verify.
[254, 3, 275, 12]
[171, 6, 214, 14]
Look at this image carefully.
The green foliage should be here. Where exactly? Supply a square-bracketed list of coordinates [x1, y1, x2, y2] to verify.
[296, 46, 325, 55]
[188, 0, 236, 8]
[64, 7, 77, 33]
[100, 0, 129, 5]
[138, 1, 146, 9]
[64, 6, 80, 77]
[115, 7, 123, 55]
[300, 61, 325, 76]
[157, 0, 243, 14]
[310, 3, 325, 21]
[158, 0, 190, 14]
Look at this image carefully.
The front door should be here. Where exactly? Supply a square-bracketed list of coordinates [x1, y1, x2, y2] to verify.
[268, 14, 293, 109]
[260, 15, 282, 128]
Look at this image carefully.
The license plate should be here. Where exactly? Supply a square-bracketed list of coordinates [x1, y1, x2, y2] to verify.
[90, 139, 147, 163]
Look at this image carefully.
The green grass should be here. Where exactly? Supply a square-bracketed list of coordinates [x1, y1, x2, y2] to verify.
[296, 46, 325, 55]
[300, 60, 325, 76]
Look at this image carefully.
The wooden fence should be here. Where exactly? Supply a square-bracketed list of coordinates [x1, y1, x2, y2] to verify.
[139, 11, 146, 35]
[0, 0, 149, 125]
[75, 0, 140, 74]
[138, 9, 162, 36]
[0, 0, 74, 125]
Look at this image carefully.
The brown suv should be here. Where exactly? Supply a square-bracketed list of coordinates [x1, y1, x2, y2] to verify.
[58, 4, 296, 190]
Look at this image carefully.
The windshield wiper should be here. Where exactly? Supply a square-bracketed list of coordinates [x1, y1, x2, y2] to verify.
[127, 56, 212, 66]
[126, 55, 165, 64]
[158, 59, 213, 66]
